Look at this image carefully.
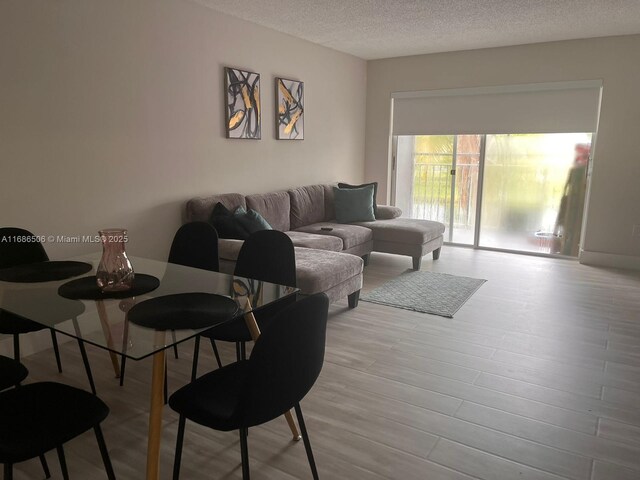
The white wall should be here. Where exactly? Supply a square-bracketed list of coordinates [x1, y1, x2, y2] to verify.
[365, 35, 640, 264]
[0, 0, 367, 261]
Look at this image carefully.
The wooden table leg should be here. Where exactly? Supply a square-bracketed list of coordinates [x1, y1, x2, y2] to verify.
[146, 331, 167, 480]
[96, 299, 122, 378]
[242, 310, 262, 341]
[243, 309, 301, 441]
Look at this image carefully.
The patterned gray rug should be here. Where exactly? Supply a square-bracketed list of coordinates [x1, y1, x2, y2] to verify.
[361, 270, 486, 318]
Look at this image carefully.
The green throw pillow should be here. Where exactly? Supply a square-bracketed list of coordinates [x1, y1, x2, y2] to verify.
[338, 181, 378, 218]
[234, 207, 273, 235]
[333, 185, 375, 223]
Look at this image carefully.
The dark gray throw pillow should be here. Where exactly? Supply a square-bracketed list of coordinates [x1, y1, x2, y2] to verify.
[209, 202, 249, 239]
[333, 185, 375, 223]
[338, 181, 378, 218]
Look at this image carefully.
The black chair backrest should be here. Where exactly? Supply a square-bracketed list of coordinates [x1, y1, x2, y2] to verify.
[168, 222, 219, 272]
[0, 227, 48, 269]
[234, 230, 296, 288]
[239, 293, 329, 428]
[0, 355, 29, 391]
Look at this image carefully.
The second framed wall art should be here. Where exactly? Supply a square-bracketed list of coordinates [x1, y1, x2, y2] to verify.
[276, 77, 304, 140]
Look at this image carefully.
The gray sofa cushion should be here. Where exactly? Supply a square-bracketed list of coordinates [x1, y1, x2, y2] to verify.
[353, 218, 445, 244]
[294, 247, 363, 295]
[289, 185, 326, 229]
[295, 222, 373, 250]
[218, 241, 361, 301]
[186, 193, 246, 222]
[285, 231, 343, 251]
[245, 191, 291, 231]
[323, 184, 336, 221]
[307, 272, 362, 304]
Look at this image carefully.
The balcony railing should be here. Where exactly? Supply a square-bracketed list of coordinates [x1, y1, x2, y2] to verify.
[411, 163, 478, 228]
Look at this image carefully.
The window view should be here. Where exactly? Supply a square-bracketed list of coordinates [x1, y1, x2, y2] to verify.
[395, 133, 591, 256]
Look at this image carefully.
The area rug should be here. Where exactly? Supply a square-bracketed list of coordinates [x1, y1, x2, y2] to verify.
[361, 270, 486, 318]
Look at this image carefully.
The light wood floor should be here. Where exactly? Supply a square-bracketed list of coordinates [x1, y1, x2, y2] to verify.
[7, 247, 640, 479]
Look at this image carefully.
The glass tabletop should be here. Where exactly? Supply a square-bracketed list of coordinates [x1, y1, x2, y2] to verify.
[0, 254, 298, 360]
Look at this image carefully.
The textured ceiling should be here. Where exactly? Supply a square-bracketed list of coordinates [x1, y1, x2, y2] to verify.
[195, 0, 640, 59]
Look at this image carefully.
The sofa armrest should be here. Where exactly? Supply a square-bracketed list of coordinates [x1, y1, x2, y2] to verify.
[376, 205, 402, 220]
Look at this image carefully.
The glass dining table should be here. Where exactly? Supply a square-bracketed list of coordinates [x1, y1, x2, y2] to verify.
[0, 253, 300, 480]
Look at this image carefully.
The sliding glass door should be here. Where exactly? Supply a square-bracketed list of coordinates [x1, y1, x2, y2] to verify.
[480, 133, 591, 254]
[393, 133, 591, 256]
[395, 135, 480, 245]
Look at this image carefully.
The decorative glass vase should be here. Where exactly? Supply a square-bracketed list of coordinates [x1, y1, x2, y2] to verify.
[96, 229, 134, 292]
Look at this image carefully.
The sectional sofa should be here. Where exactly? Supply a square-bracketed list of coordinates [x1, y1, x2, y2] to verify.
[185, 184, 445, 306]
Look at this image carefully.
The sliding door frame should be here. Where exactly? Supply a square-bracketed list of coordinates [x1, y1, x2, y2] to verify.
[390, 133, 594, 260]
[472, 135, 486, 249]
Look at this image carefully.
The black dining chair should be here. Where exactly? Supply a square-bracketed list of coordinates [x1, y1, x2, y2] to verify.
[0, 355, 51, 478]
[168, 222, 221, 273]
[119, 222, 222, 386]
[0, 227, 63, 372]
[170, 292, 329, 480]
[0, 356, 116, 480]
[0, 228, 96, 395]
[194, 229, 297, 377]
[168, 222, 223, 376]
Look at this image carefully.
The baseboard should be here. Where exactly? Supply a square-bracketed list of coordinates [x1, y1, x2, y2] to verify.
[579, 250, 640, 270]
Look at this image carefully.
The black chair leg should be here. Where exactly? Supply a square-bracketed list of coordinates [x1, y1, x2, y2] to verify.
[190, 336, 200, 382]
[235, 342, 241, 362]
[240, 341, 247, 361]
[56, 445, 70, 480]
[12, 334, 20, 362]
[94, 425, 116, 480]
[173, 415, 186, 480]
[39, 454, 51, 478]
[3, 462, 13, 480]
[50, 329, 63, 373]
[77, 339, 97, 395]
[239, 427, 250, 480]
[209, 338, 222, 369]
[294, 403, 319, 480]
[119, 356, 127, 386]
[12, 335, 22, 387]
[171, 330, 179, 359]
[120, 317, 130, 386]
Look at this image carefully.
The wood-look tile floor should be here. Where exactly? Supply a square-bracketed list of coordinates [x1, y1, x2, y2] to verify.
[7, 247, 640, 479]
